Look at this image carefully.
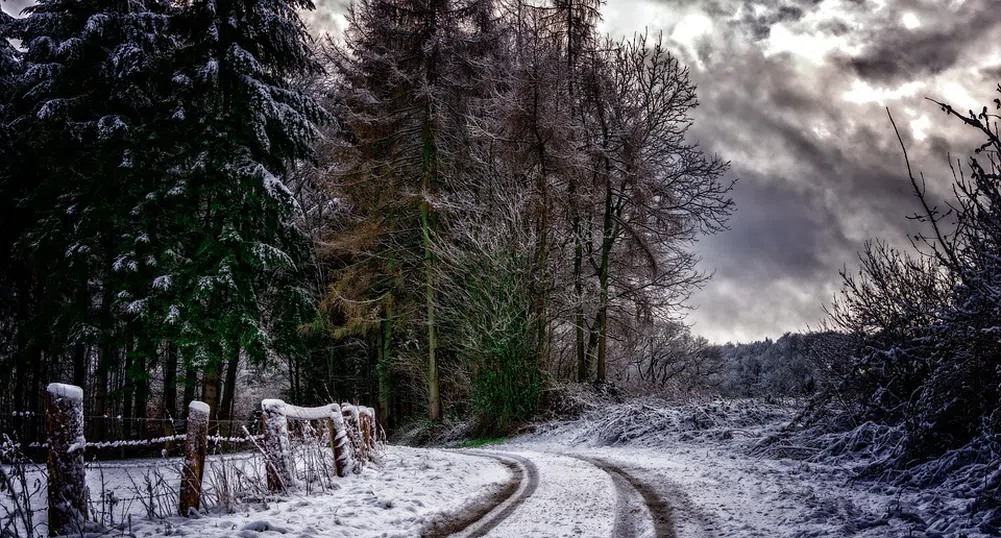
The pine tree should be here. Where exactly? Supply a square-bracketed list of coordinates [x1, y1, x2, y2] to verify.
[329, 0, 491, 421]
[1, 0, 177, 424]
[162, 0, 323, 415]
[0, 10, 24, 412]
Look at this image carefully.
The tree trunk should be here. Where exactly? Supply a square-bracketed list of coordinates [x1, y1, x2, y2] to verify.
[596, 175, 614, 383]
[121, 347, 134, 439]
[287, 354, 298, 403]
[377, 297, 393, 431]
[574, 227, 586, 382]
[134, 347, 150, 438]
[531, 75, 550, 372]
[183, 366, 197, 416]
[72, 344, 86, 389]
[13, 279, 36, 415]
[93, 276, 115, 441]
[422, 103, 442, 421]
[201, 358, 220, 422]
[163, 343, 178, 422]
[535, 174, 549, 371]
[218, 344, 240, 423]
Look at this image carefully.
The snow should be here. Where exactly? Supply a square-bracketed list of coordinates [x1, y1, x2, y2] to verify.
[261, 400, 342, 421]
[501, 399, 994, 538]
[46, 383, 83, 402]
[7, 399, 990, 537]
[467, 449, 616, 538]
[188, 401, 210, 416]
[3, 448, 510, 538]
[52, 447, 508, 537]
[153, 274, 172, 290]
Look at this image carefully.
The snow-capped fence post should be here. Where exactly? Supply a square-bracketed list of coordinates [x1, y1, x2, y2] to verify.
[327, 404, 353, 477]
[45, 383, 87, 537]
[341, 404, 366, 463]
[359, 407, 375, 450]
[178, 401, 209, 517]
[262, 399, 293, 493]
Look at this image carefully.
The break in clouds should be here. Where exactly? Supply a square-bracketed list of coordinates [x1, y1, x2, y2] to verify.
[600, 0, 1001, 343]
[5, 0, 998, 343]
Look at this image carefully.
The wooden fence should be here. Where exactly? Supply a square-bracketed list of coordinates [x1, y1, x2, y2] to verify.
[38, 383, 381, 536]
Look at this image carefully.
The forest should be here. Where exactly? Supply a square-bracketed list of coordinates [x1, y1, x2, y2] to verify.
[0, 0, 734, 440]
[0, 0, 999, 517]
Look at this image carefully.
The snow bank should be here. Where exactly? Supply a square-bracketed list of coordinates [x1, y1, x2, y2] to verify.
[525, 398, 794, 448]
[123, 447, 510, 538]
[509, 399, 995, 538]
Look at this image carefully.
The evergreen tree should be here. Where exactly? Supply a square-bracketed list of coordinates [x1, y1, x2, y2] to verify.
[329, 0, 491, 421]
[0, 9, 23, 407]
[162, 0, 323, 415]
[1, 0, 177, 424]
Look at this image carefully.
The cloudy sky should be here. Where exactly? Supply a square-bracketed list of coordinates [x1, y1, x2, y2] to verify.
[5, 0, 998, 344]
[595, 0, 1000, 344]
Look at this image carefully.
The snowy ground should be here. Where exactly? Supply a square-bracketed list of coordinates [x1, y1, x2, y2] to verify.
[129, 447, 510, 538]
[2, 447, 510, 538]
[500, 399, 992, 538]
[4, 400, 992, 537]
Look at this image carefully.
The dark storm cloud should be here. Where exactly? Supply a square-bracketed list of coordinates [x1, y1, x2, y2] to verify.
[600, 0, 1001, 342]
[841, 0, 1001, 85]
[738, 3, 806, 40]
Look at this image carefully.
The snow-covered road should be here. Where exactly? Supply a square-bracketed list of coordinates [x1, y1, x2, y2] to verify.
[7, 400, 990, 537]
[441, 441, 987, 538]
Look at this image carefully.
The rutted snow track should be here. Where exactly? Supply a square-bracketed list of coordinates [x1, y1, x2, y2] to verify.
[568, 455, 674, 538]
[438, 451, 541, 538]
[434, 450, 676, 538]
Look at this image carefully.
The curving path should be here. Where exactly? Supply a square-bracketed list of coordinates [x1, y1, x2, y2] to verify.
[568, 455, 676, 538]
[429, 449, 683, 538]
[422, 451, 540, 538]
[449, 451, 542, 538]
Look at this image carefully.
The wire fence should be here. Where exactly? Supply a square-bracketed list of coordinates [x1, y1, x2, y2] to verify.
[1, 391, 382, 537]
[0, 413, 262, 461]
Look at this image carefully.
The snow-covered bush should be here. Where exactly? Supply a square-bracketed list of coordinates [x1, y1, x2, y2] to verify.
[786, 89, 1001, 524]
[527, 397, 795, 448]
[0, 435, 43, 538]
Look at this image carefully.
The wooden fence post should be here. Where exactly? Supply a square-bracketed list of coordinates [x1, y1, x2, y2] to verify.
[178, 401, 209, 516]
[326, 404, 352, 477]
[341, 404, 364, 464]
[45, 383, 87, 537]
[261, 399, 292, 493]
[359, 407, 374, 450]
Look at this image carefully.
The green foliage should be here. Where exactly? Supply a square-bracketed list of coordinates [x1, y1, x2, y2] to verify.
[0, 0, 322, 415]
[440, 247, 544, 435]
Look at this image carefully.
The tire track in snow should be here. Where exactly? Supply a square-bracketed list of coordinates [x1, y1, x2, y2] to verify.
[570, 455, 677, 538]
[422, 450, 539, 538]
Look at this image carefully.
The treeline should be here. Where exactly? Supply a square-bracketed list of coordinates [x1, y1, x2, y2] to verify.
[0, 0, 733, 438]
[614, 325, 851, 399]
